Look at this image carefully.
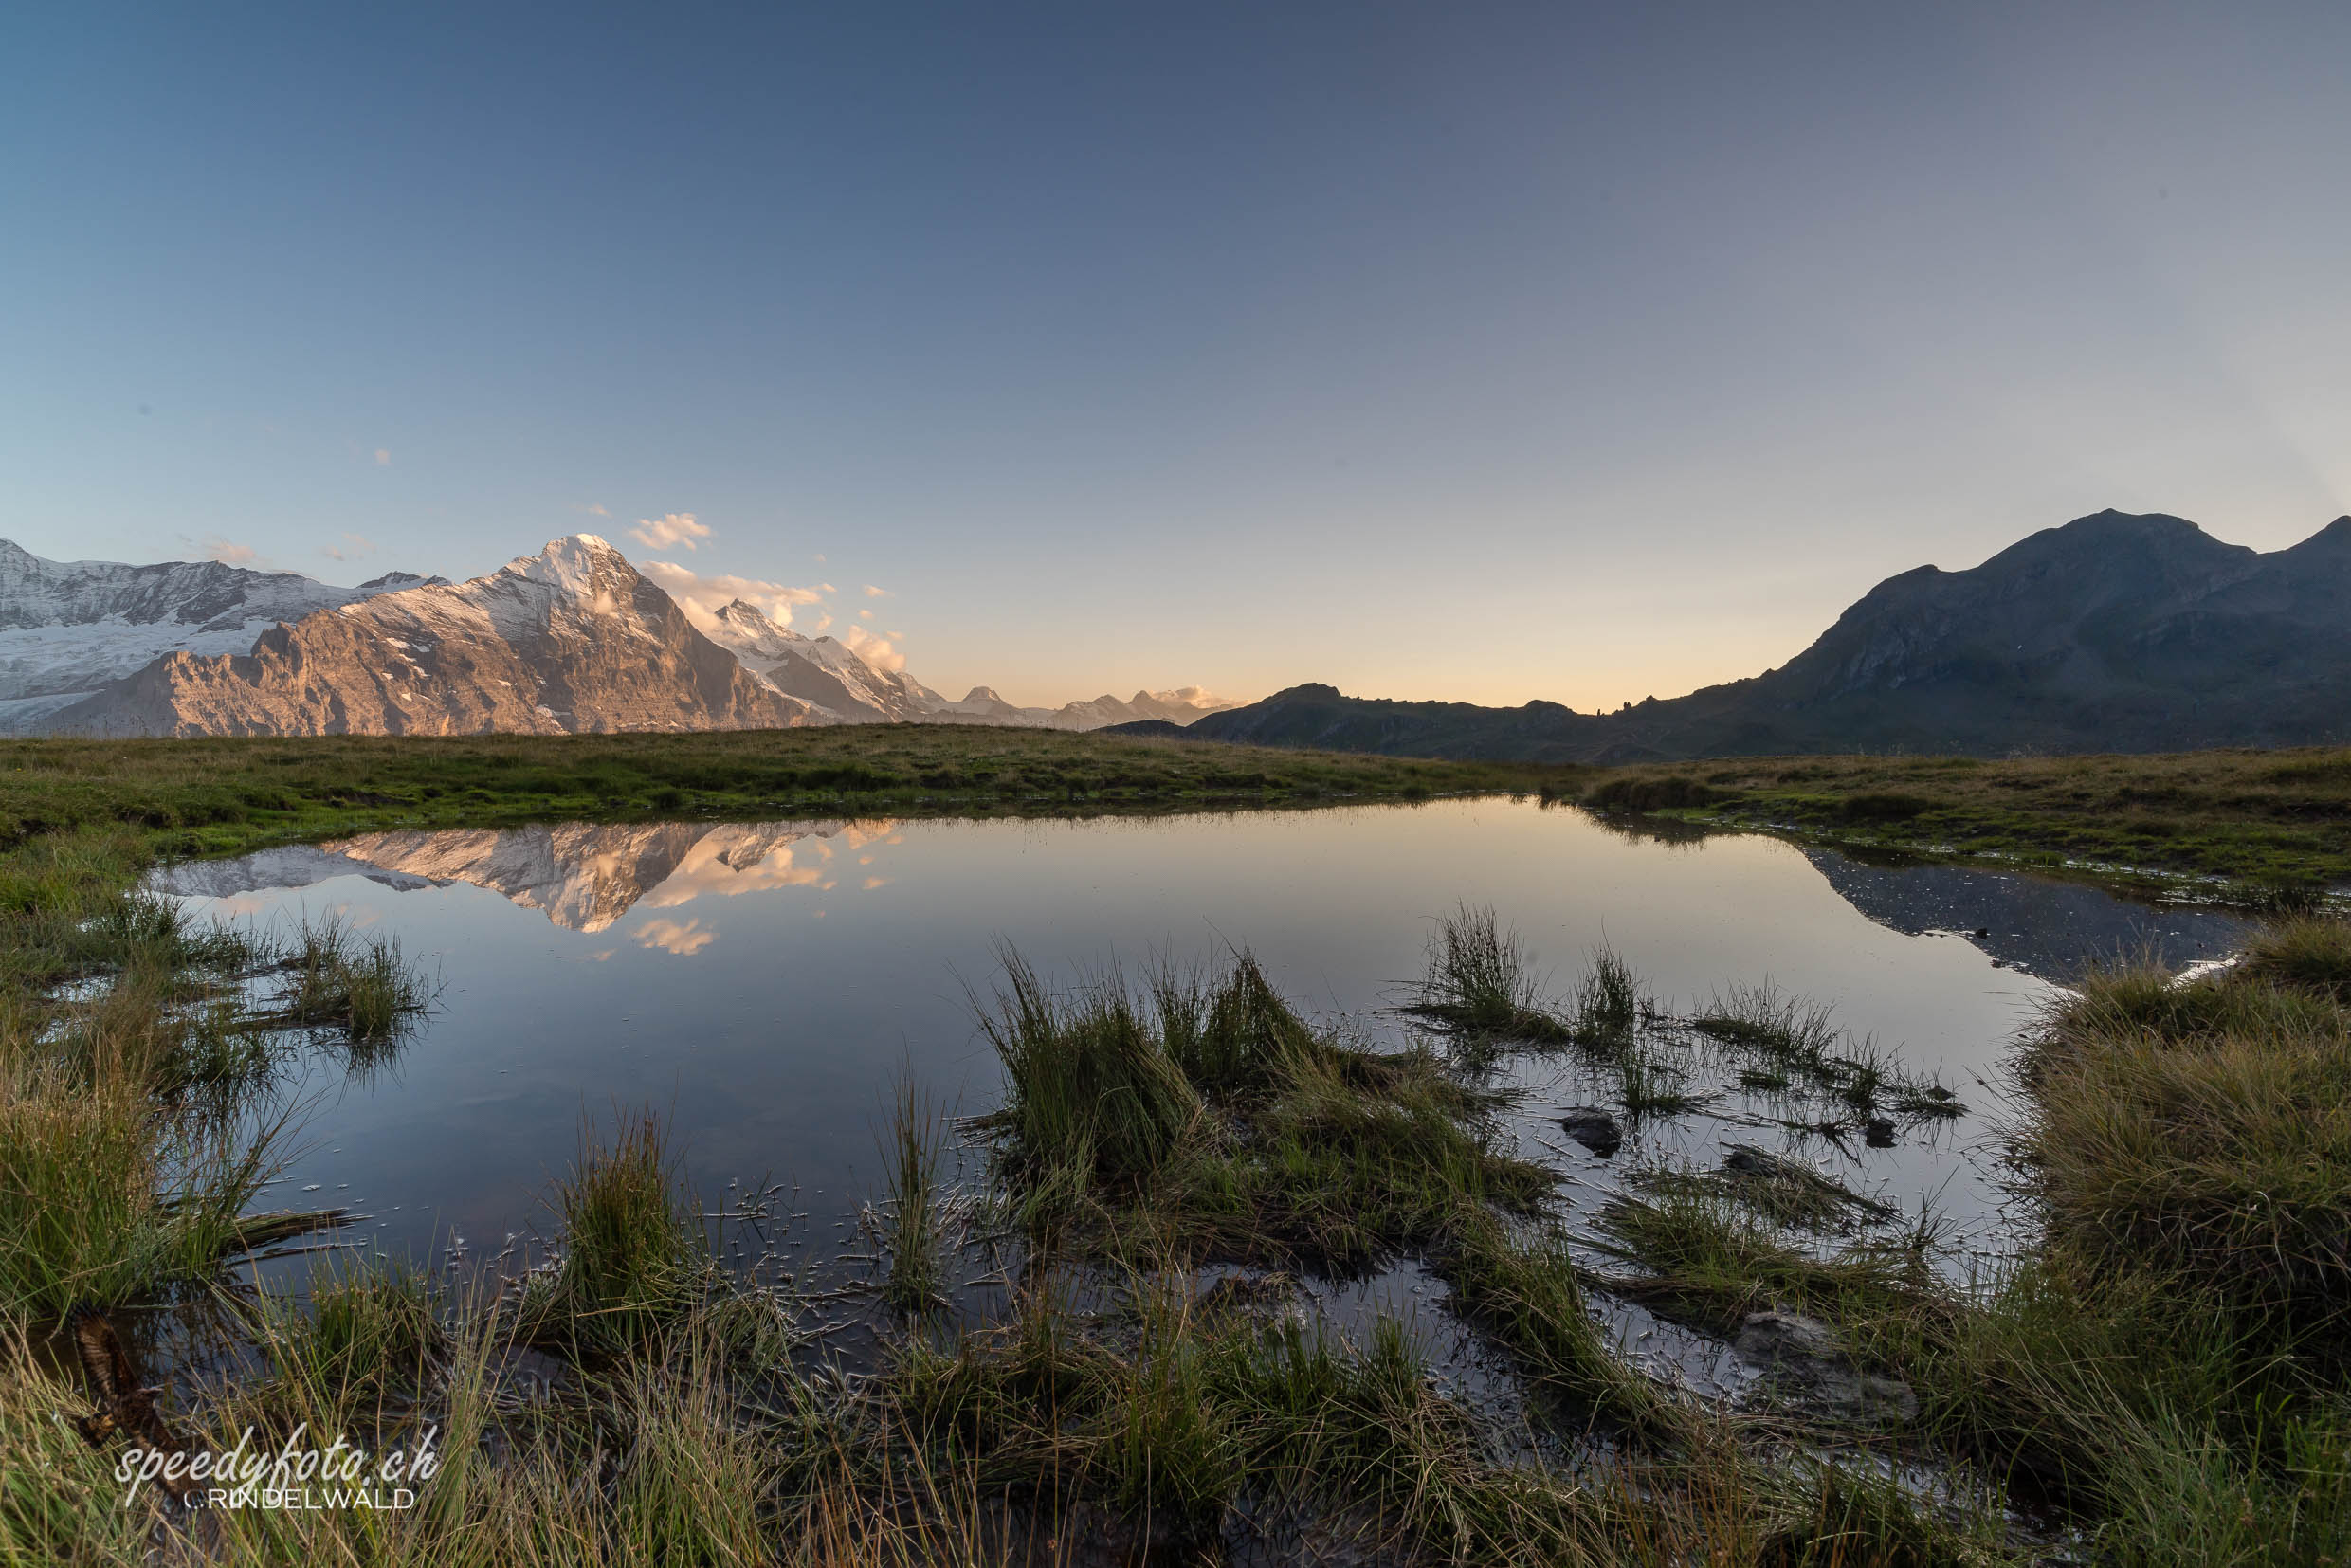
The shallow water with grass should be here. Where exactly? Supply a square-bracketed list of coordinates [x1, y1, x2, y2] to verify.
[147, 800, 2245, 1375]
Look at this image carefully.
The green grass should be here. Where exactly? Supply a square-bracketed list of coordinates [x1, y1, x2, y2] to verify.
[1576, 747, 2351, 901]
[0, 727, 1576, 866]
[0, 1030, 297, 1315]
[1403, 903, 1576, 1045]
[12, 722, 2351, 1559]
[256, 1254, 446, 1411]
[1571, 944, 1646, 1050]
[1586, 1179, 1941, 1340]
[517, 1109, 715, 1358]
[981, 947, 1565, 1271]
[1631, 1154, 1894, 1236]
[1616, 1042, 1708, 1119]
[1162, 949, 1324, 1095]
[968, 946, 1687, 1466]
[1687, 979, 1840, 1066]
[1441, 1209, 1688, 1446]
[254, 908, 430, 1047]
[2236, 914, 2351, 1002]
[975, 949, 1203, 1190]
[1686, 979, 1965, 1125]
[877, 1069, 952, 1317]
[2022, 947, 2351, 1364]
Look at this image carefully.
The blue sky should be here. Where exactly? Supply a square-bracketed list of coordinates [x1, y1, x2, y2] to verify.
[5, 3, 2346, 707]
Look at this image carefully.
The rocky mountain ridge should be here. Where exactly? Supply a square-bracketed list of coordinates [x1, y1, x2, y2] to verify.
[699, 596, 1232, 730]
[2, 534, 1234, 737]
[0, 538, 444, 728]
[1127, 510, 2351, 761]
[148, 818, 880, 931]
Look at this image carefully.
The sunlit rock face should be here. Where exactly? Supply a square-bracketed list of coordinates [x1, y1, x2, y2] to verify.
[321, 819, 890, 931]
[0, 538, 438, 729]
[46, 536, 822, 737]
[702, 599, 938, 722]
[4, 533, 1236, 737]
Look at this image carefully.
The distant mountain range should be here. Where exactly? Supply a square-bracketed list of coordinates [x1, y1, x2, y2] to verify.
[1116, 510, 2351, 761]
[151, 818, 879, 933]
[0, 535, 1234, 737]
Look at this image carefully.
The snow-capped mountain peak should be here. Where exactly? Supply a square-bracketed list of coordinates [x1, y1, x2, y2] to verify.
[1, 533, 1237, 737]
[0, 538, 430, 727]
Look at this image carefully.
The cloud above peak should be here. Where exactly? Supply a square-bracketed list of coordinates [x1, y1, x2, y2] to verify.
[640, 558, 830, 629]
[201, 535, 259, 566]
[630, 512, 713, 552]
[841, 624, 905, 672]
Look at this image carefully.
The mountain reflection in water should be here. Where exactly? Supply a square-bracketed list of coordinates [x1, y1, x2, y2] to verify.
[144, 795, 2263, 1332]
[154, 811, 2247, 984]
[153, 818, 899, 935]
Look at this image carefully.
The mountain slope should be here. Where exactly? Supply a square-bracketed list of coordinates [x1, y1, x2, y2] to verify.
[1138, 510, 2351, 762]
[698, 597, 1235, 730]
[9, 533, 1235, 738]
[0, 539, 438, 726]
[48, 536, 821, 737]
[702, 599, 948, 721]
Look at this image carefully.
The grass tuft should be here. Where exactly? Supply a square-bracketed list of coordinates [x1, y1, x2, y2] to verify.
[1572, 944, 1645, 1050]
[878, 1070, 952, 1317]
[1404, 903, 1574, 1045]
[977, 949, 1201, 1188]
[262, 909, 429, 1046]
[259, 1254, 445, 1410]
[519, 1109, 708, 1357]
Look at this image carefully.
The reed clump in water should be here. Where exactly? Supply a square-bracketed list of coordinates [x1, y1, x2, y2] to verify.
[255, 1254, 446, 1412]
[973, 945, 1685, 1459]
[1404, 903, 1576, 1046]
[0, 898, 308, 1315]
[517, 1110, 716, 1358]
[977, 947, 1202, 1190]
[1686, 979, 1964, 1125]
[877, 1069, 953, 1317]
[258, 909, 429, 1046]
[1571, 944, 1646, 1051]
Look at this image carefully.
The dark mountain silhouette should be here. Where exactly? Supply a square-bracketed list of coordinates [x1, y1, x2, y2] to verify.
[1114, 511, 2351, 761]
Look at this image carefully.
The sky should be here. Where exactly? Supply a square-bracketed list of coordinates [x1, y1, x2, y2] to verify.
[4, 3, 2347, 710]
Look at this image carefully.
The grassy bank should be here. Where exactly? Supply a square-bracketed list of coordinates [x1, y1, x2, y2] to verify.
[8, 726, 2351, 1561]
[1577, 748, 2351, 900]
[0, 727, 1577, 865]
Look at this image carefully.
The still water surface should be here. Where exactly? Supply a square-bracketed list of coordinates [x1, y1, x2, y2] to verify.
[151, 799, 2247, 1340]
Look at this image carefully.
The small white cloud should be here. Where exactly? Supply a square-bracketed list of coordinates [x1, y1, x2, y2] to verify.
[640, 559, 829, 629]
[630, 512, 713, 552]
[579, 502, 611, 517]
[842, 624, 905, 672]
[201, 535, 259, 566]
[814, 554, 827, 563]
[322, 531, 377, 562]
[635, 917, 717, 956]
[809, 612, 833, 633]
[857, 609, 873, 621]
[863, 584, 888, 598]
[374, 448, 392, 465]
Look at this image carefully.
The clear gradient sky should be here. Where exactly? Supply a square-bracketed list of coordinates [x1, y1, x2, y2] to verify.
[5, 4, 2346, 709]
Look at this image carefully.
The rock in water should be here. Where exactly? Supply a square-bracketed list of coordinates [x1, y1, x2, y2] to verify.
[1558, 1106, 1623, 1158]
